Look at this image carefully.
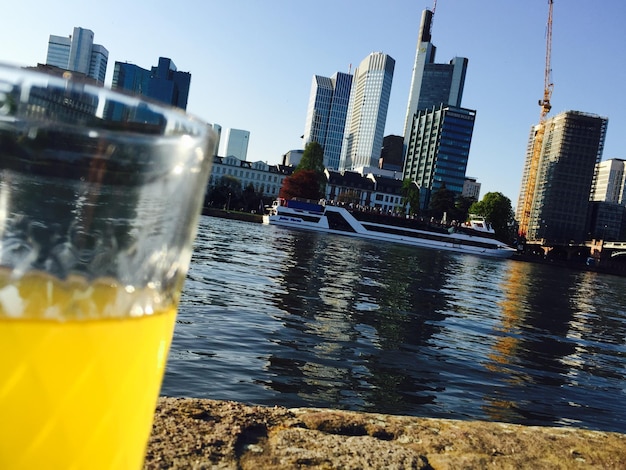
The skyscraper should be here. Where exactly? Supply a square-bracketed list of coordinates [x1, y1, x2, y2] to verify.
[401, 8, 473, 210]
[403, 105, 475, 209]
[303, 72, 352, 170]
[224, 128, 250, 160]
[402, 9, 468, 153]
[210, 124, 222, 158]
[516, 111, 608, 243]
[46, 27, 108, 84]
[111, 57, 191, 110]
[380, 135, 404, 172]
[339, 52, 395, 172]
[588, 159, 626, 240]
[591, 159, 626, 205]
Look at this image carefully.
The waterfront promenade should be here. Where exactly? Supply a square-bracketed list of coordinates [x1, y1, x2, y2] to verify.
[145, 397, 626, 469]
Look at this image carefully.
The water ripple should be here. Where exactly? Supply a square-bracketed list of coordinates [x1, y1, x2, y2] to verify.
[161, 216, 626, 433]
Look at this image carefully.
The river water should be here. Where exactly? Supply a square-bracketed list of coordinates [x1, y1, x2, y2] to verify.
[161, 216, 626, 433]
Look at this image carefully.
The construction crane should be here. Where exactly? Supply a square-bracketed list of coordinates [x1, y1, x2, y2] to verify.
[518, 0, 554, 238]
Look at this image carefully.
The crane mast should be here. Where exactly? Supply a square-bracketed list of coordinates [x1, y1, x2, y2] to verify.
[518, 0, 554, 238]
[539, 0, 554, 120]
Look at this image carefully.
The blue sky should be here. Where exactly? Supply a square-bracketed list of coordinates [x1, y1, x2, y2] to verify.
[2, 0, 625, 205]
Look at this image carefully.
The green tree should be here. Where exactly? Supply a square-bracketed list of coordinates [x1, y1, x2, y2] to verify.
[296, 141, 325, 173]
[400, 179, 420, 216]
[429, 184, 456, 220]
[453, 195, 474, 223]
[241, 183, 263, 212]
[207, 175, 243, 210]
[469, 192, 515, 242]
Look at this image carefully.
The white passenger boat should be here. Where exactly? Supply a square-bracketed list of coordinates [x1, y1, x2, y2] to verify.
[263, 199, 516, 259]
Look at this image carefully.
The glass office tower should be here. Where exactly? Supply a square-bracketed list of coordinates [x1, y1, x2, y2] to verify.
[111, 57, 190, 110]
[403, 105, 475, 210]
[224, 128, 250, 161]
[402, 9, 468, 156]
[304, 75, 333, 156]
[339, 52, 395, 172]
[303, 72, 353, 170]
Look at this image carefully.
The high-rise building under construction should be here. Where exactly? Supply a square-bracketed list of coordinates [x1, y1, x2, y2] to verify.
[516, 110, 608, 243]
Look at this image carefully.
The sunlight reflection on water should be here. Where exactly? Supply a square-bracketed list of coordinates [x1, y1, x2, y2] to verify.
[161, 216, 626, 433]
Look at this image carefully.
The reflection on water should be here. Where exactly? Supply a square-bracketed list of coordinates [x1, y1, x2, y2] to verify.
[162, 217, 626, 433]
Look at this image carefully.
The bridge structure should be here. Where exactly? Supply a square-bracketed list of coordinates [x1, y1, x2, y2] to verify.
[519, 239, 626, 275]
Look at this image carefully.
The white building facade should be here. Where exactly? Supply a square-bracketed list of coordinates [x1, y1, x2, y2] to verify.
[592, 158, 626, 205]
[208, 155, 288, 199]
[462, 177, 481, 201]
[223, 128, 250, 161]
[46, 27, 108, 84]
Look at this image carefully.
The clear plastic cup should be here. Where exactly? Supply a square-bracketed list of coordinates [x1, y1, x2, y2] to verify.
[0, 63, 217, 469]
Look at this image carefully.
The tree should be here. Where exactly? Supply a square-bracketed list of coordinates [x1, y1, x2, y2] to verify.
[241, 183, 263, 212]
[279, 170, 324, 201]
[296, 141, 325, 173]
[469, 192, 515, 242]
[401, 179, 420, 216]
[337, 189, 361, 206]
[454, 195, 475, 223]
[206, 175, 243, 210]
[279, 141, 327, 200]
[429, 184, 456, 220]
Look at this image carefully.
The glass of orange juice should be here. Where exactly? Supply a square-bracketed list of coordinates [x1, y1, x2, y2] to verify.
[0, 63, 217, 469]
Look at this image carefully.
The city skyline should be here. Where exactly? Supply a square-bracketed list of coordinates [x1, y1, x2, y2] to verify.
[2, 0, 625, 206]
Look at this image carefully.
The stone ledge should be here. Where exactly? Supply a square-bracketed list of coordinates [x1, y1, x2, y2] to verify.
[145, 397, 626, 469]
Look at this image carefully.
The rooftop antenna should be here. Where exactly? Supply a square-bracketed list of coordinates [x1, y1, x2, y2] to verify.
[430, 0, 437, 35]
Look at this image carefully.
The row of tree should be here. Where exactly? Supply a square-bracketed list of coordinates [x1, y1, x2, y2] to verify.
[204, 175, 269, 213]
[206, 141, 516, 243]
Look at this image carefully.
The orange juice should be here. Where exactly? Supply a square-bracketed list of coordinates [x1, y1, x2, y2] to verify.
[0, 272, 178, 469]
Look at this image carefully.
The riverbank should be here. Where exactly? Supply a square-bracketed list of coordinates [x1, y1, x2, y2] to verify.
[145, 397, 626, 469]
[200, 209, 626, 277]
[201, 207, 264, 223]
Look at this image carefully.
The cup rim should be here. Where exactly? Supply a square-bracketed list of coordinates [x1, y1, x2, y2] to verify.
[0, 61, 213, 138]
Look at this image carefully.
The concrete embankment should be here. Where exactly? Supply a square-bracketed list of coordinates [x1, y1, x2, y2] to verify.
[145, 397, 626, 469]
